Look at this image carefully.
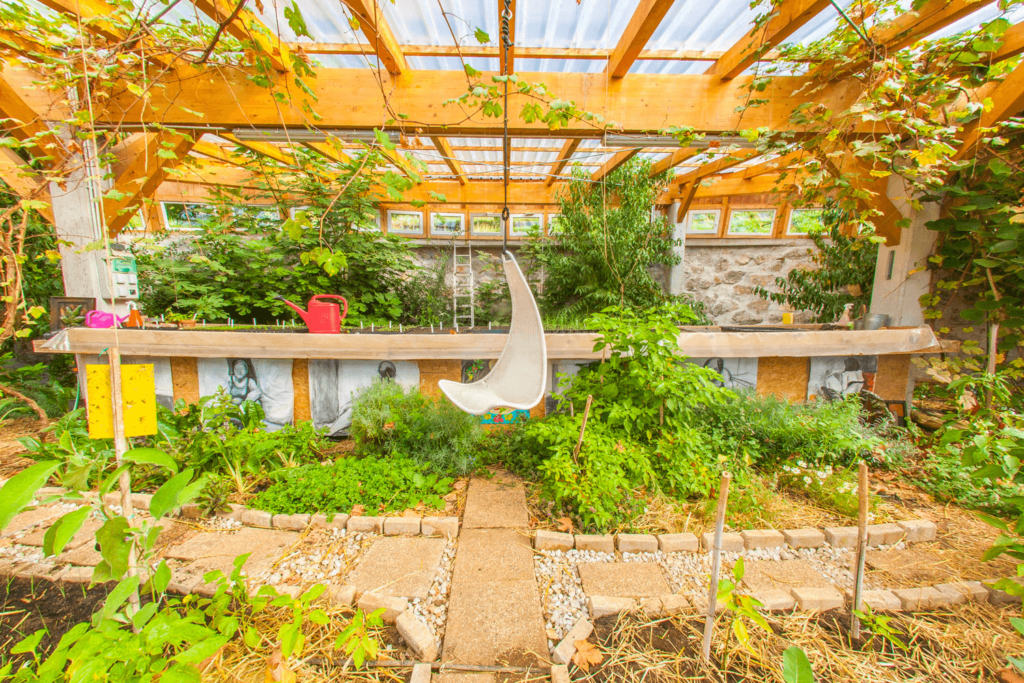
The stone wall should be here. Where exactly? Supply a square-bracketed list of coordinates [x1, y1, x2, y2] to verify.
[680, 238, 820, 325]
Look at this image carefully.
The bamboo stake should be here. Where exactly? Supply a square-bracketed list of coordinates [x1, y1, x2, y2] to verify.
[108, 348, 139, 611]
[572, 395, 593, 462]
[701, 471, 731, 663]
[852, 461, 869, 640]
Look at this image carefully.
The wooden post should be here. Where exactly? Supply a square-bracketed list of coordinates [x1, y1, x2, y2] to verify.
[108, 348, 139, 610]
[572, 395, 593, 463]
[851, 462, 869, 640]
[701, 472, 731, 663]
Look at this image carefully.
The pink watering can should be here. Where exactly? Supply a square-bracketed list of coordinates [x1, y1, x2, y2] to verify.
[85, 311, 128, 329]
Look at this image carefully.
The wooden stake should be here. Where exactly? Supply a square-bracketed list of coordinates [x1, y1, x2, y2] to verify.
[108, 348, 139, 611]
[572, 395, 593, 463]
[701, 472, 731, 663]
[851, 461, 869, 640]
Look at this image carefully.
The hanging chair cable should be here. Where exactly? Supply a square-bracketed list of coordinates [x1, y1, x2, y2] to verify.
[500, 0, 513, 254]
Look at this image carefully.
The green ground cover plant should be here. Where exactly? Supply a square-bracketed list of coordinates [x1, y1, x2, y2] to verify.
[349, 380, 483, 476]
[250, 456, 453, 516]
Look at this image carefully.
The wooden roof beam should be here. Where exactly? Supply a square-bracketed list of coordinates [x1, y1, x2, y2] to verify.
[0, 148, 54, 224]
[341, 0, 408, 75]
[649, 148, 699, 177]
[954, 56, 1024, 161]
[0, 63, 65, 168]
[220, 133, 300, 167]
[608, 0, 676, 78]
[874, 0, 996, 52]
[546, 139, 581, 186]
[303, 140, 353, 165]
[104, 130, 198, 236]
[993, 20, 1024, 62]
[190, 0, 290, 72]
[672, 149, 761, 187]
[592, 149, 641, 182]
[707, 0, 830, 79]
[499, 0, 517, 74]
[737, 149, 806, 178]
[430, 137, 466, 185]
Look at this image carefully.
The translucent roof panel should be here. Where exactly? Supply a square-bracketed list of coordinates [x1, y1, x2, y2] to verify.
[646, 0, 759, 53]
[516, 0, 641, 49]
[515, 58, 608, 73]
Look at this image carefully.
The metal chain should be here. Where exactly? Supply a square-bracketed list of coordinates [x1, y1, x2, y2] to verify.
[500, 0, 512, 253]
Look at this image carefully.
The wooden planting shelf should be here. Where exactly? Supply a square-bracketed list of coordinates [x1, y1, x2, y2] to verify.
[35, 325, 946, 361]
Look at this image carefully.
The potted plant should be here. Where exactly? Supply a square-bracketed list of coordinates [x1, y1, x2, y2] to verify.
[167, 312, 197, 329]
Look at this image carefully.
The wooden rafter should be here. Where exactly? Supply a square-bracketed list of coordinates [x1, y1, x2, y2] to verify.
[737, 149, 806, 178]
[191, 141, 251, 167]
[104, 130, 197, 236]
[499, 0, 517, 74]
[873, 0, 995, 52]
[649, 148, 699, 177]
[546, 139, 581, 186]
[0, 64, 65, 167]
[341, 0, 407, 75]
[674, 182, 700, 223]
[0, 148, 54, 224]
[303, 141, 353, 165]
[75, 68, 863, 136]
[0, 28, 58, 62]
[672, 150, 760, 187]
[954, 57, 1024, 161]
[707, 0, 830, 79]
[288, 44, 804, 62]
[608, 0, 676, 78]
[35, 0, 122, 42]
[816, 145, 903, 245]
[190, 0, 290, 72]
[220, 133, 300, 167]
[592, 149, 640, 182]
[993, 21, 1024, 62]
[430, 137, 466, 185]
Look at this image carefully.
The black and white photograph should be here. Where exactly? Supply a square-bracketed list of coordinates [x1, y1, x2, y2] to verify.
[687, 357, 758, 390]
[807, 355, 878, 401]
[309, 359, 419, 436]
[198, 357, 294, 430]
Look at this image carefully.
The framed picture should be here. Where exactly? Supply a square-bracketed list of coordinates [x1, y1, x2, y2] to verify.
[387, 210, 424, 235]
[50, 296, 95, 332]
[727, 208, 776, 236]
[685, 209, 720, 236]
[510, 213, 543, 237]
[431, 212, 465, 237]
[470, 213, 502, 237]
[547, 213, 565, 236]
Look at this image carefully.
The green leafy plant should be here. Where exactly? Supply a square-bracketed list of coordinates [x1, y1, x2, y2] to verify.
[853, 604, 908, 651]
[753, 202, 877, 323]
[778, 463, 867, 519]
[349, 380, 483, 476]
[250, 455, 454, 516]
[782, 646, 814, 683]
[716, 557, 771, 649]
[335, 607, 385, 668]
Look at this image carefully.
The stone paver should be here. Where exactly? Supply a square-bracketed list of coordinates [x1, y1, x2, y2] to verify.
[60, 544, 103, 567]
[551, 665, 570, 683]
[346, 536, 446, 599]
[791, 587, 844, 611]
[328, 584, 356, 606]
[892, 586, 947, 611]
[639, 594, 690, 618]
[410, 663, 431, 683]
[934, 581, 988, 604]
[741, 559, 834, 592]
[442, 578, 547, 667]
[782, 528, 825, 548]
[535, 530, 573, 551]
[588, 596, 636, 618]
[397, 610, 438, 661]
[21, 518, 102, 550]
[867, 523, 905, 546]
[896, 519, 937, 543]
[216, 504, 244, 521]
[552, 617, 593, 665]
[657, 533, 698, 553]
[575, 534, 614, 552]
[577, 562, 670, 598]
[741, 529, 784, 550]
[272, 514, 309, 531]
[347, 516, 384, 534]
[452, 529, 534, 584]
[823, 527, 858, 549]
[383, 517, 421, 536]
[239, 509, 272, 527]
[463, 489, 529, 529]
[2, 506, 65, 537]
[846, 588, 902, 612]
[701, 532, 744, 552]
[162, 527, 297, 577]
[617, 534, 658, 553]
[752, 589, 795, 611]
[357, 592, 409, 622]
[422, 516, 459, 539]
[60, 566, 94, 584]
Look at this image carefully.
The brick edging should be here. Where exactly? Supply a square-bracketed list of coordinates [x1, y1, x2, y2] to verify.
[534, 519, 937, 553]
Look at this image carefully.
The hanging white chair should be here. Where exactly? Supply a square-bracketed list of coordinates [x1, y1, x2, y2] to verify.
[439, 251, 547, 415]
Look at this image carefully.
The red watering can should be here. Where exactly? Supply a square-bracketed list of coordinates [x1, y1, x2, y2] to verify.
[276, 295, 348, 334]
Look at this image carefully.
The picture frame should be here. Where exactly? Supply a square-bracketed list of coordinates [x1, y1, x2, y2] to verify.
[387, 210, 424, 235]
[430, 212, 465, 237]
[470, 213, 502, 237]
[50, 296, 95, 332]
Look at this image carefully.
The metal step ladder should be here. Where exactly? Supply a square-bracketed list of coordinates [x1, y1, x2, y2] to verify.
[452, 243, 475, 329]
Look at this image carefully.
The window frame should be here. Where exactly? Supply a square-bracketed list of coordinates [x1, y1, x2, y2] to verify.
[469, 213, 503, 238]
[510, 213, 543, 238]
[786, 207, 826, 236]
[684, 209, 721, 237]
[387, 209, 425, 236]
[726, 207, 777, 237]
[429, 211, 466, 237]
[160, 202, 219, 232]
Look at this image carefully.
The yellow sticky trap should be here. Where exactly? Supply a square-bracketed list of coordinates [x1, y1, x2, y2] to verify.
[86, 364, 158, 439]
